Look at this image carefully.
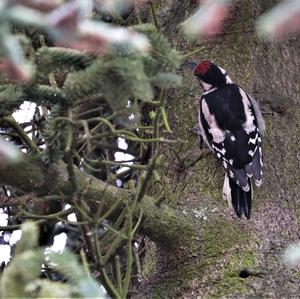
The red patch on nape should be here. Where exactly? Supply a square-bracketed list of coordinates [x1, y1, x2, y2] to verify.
[195, 61, 211, 76]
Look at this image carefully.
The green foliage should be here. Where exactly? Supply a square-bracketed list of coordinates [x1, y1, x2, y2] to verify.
[37, 24, 182, 164]
[64, 54, 154, 108]
[134, 24, 181, 75]
[25, 85, 66, 106]
[48, 251, 107, 298]
[0, 222, 108, 299]
[1, 250, 44, 299]
[0, 222, 42, 298]
[0, 85, 24, 116]
[42, 104, 69, 164]
[63, 24, 181, 108]
[151, 72, 182, 89]
[0, 5, 182, 297]
[14, 221, 39, 255]
[30, 280, 79, 299]
[36, 47, 94, 72]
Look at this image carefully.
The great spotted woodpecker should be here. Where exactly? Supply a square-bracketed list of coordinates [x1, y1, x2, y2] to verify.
[191, 60, 265, 219]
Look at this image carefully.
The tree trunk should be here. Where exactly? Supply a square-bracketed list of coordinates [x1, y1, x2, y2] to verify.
[133, 0, 300, 298]
[1, 1, 299, 297]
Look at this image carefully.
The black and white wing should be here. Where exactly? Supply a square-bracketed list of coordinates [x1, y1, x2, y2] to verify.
[198, 85, 264, 219]
[198, 85, 263, 189]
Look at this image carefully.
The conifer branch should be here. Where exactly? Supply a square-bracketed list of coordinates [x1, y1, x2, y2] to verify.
[150, 3, 160, 30]
[115, 255, 123, 294]
[122, 203, 134, 297]
[21, 207, 76, 220]
[4, 115, 40, 154]
[93, 229, 122, 299]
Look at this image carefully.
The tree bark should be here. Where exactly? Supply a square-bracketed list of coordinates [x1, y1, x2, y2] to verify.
[132, 0, 300, 298]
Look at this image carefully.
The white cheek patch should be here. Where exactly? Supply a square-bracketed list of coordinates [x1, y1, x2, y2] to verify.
[239, 88, 256, 134]
[202, 100, 225, 143]
[202, 81, 213, 91]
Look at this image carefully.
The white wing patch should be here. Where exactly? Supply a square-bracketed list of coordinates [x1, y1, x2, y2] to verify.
[255, 179, 262, 187]
[212, 144, 226, 155]
[202, 100, 225, 143]
[248, 147, 257, 157]
[197, 100, 212, 150]
[248, 133, 258, 144]
[239, 88, 256, 134]
[242, 184, 250, 192]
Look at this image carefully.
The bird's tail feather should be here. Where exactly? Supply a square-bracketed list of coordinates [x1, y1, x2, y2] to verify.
[223, 174, 252, 219]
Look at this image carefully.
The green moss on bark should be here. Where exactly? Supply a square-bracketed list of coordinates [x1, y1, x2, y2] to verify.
[143, 217, 257, 299]
[212, 252, 256, 298]
[201, 218, 257, 298]
[142, 198, 199, 248]
[135, 0, 300, 297]
[202, 218, 248, 257]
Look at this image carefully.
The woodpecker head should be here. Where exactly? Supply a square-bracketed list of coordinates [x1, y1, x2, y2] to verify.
[188, 60, 232, 91]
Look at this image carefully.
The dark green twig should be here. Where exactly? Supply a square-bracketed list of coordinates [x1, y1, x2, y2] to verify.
[181, 47, 206, 60]
[122, 203, 133, 297]
[134, 155, 158, 203]
[22, 207, 75, 220]
[0, 220, 46, 231]
[100, 160, 147, 170]
[93, 229, 122, 299]
[65, 108, 77, 191]
[115, 255, 123, 294]
[150, 3, 159, 29]
[4, 116, 40, 154]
